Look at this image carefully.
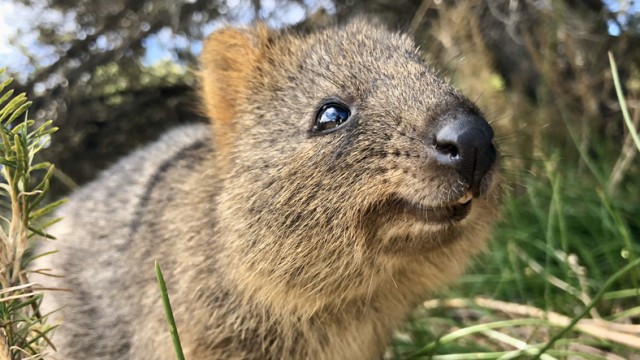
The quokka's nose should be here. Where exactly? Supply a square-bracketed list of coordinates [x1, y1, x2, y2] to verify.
[434, 113, 496, 196]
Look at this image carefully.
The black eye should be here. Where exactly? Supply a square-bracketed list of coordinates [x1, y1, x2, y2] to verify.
[312, 103, 351, 134]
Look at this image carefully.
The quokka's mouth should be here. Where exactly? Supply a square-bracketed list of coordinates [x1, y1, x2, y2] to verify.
[386, 193, 473, 224]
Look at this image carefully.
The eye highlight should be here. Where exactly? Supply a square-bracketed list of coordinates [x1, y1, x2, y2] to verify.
[311, 102, 351, 134]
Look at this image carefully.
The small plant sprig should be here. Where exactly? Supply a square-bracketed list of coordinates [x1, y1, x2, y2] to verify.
[0, 67, 64, 359]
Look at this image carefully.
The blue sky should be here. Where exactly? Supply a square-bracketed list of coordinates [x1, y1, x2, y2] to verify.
[0, 0, 60, 81]
[604, 0, 640, 35]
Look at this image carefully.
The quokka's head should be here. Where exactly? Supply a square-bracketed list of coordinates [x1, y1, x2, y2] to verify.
[199, 19, 502, 290]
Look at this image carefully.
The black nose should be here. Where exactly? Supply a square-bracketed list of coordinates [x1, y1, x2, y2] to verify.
[434, 113, 496, 196]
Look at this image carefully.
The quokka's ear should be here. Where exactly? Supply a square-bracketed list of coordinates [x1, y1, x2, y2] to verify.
[199, 25, 270, 169]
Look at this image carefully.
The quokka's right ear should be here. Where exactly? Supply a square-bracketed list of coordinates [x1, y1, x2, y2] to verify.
[199, 25, 270, 169]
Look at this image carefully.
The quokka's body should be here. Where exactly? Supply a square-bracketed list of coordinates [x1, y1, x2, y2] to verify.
[36, 19, 502, 359]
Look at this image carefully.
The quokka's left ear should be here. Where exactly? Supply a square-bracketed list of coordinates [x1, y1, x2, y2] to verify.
[199, 24, 271, 171]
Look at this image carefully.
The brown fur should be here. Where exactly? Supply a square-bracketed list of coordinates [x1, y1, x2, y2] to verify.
[200, 25, 270, 171]
[34, 19, 502, 359]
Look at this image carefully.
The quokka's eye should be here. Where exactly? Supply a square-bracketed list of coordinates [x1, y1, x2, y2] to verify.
[312, 103, 351, 134]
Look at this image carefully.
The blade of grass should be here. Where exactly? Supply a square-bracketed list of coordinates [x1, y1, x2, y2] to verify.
[608, 52, 640, 152]
[155, 260, 186, 360]
[410, 318, 552, 357]
[602, 288, 640, 300]
[483, 330, 557, 360]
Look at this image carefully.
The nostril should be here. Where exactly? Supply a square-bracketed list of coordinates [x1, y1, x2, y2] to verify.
[432, 113, 496, 196]
[434, 141, 459, 159]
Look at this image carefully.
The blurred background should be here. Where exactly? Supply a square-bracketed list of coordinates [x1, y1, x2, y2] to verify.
[1, 0, 639, 358]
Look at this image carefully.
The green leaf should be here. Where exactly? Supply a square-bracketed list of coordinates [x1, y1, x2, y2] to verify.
[11, 119, 35, 134]
[40, 215, 64, 229]
[28, 249, 59, 262]
[24, 324, 59, 350]
[29, 199, 67, 220]
[27, 225, 57, 239]
[0, 76, 13, 93]
[8, 293, 42, 311]
[6, 102, 32, 126]
[0, 88, 15, 107]
[0, 93, 27, 123]
[0, 158, 17, 168]
[0, 117, 12, 153]
[27, 121, 57, 142]
[30, 162, 52, 172]
[14, 133, 27, 178]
